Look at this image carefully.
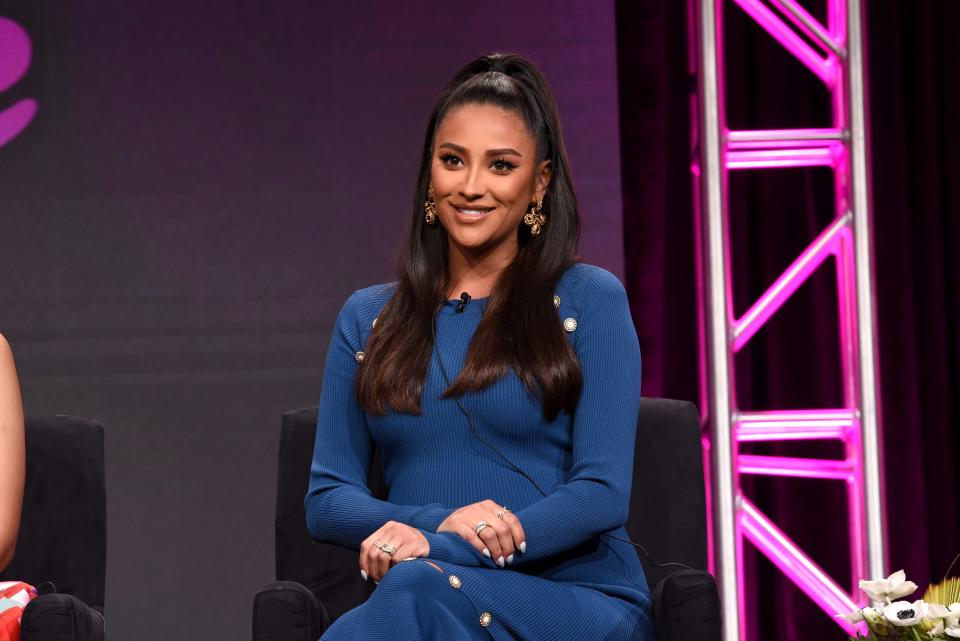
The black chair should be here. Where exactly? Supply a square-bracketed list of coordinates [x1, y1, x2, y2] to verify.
[0, 415, 106, 641]
[254, 398, 720, 641]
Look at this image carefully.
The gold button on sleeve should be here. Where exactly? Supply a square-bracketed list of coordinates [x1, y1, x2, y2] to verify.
[354, 351, 365, 363]
[480, 612, 492, 627]
[448, 574, 462, 589]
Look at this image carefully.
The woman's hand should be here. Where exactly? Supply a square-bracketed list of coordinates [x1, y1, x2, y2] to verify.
[438, 499, 526, 567]
[359, 521, 430, 583]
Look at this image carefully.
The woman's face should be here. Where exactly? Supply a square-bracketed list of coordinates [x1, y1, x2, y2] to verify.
[430, 103, 551, 257]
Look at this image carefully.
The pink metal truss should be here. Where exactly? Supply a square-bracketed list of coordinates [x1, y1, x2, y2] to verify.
[689, 0, 886, 639]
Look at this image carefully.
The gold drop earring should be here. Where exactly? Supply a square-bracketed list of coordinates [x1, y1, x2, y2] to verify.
[424, 185, 438, 225]
[523, 195, 546, 236]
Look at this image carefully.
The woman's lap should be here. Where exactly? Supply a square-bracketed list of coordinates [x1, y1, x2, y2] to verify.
[318, 558, 653, 641]
[319, 560, 487, 641]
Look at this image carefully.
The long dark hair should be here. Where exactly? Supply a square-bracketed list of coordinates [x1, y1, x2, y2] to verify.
[356, 52, 582, 422]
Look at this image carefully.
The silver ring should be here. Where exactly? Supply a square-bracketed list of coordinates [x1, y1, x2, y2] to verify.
[474, 520, 491, 535]
[400, 556, 418, 562]
[496, 506, 509, 520]
[374, 540, 397, 556]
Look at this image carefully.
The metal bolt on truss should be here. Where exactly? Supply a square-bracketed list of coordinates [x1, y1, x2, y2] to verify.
[688, 0, 886, 639]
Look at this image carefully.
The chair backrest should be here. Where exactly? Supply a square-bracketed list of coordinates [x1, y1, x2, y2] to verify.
[626, 398, 708, 588]
[0, 415, 106, 612]
[275, 397, 707, 620]
[274, 407, 383, 621]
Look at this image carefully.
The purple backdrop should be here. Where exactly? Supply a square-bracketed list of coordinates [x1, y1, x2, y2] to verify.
[0, 2, 623, 639]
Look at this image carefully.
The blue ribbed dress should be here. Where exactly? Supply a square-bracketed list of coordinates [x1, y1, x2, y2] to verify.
[305, 262, 654, 641]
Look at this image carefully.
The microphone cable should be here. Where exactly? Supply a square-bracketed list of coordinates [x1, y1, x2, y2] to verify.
[431, 300, 693, 573]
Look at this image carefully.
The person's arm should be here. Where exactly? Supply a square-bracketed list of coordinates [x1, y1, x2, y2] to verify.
[0, 334, 25, 572]
[506, 268, 641, 565]
[304, 291, 454, 549]
[418, 528, 499, 568]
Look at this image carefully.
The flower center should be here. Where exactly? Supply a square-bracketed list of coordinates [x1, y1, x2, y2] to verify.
[897, 609, 915, 620]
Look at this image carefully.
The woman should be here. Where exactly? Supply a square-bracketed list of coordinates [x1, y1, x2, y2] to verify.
[305, 53, 653, 640]
[0, 334, 24, 573]
[0, 333, 34, 639]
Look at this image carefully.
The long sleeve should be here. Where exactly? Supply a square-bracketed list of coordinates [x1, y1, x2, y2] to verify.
[304, 290, 453, 548]
[509, 268, 642, 564]
[419, 529, 499, 568]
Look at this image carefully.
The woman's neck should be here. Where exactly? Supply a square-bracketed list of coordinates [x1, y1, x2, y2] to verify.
[445, 240, 517, 299]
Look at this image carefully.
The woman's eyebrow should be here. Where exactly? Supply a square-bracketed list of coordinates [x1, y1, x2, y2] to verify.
[438, 142, 523, 157]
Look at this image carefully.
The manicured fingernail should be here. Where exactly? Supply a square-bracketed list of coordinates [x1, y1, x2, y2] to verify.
[497, 556, 505, 567]
[374, 580, 379, 585]
[519, 541, 526, 554]
[507, 554, 514, 565]
[360, 570, 368, 581]
[483, 548, 491, 558]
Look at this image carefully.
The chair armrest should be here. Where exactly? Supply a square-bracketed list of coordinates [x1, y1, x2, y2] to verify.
[20, 593, 104, 641]
[652, 569, 721, 641]
[253, 581, 330, 641]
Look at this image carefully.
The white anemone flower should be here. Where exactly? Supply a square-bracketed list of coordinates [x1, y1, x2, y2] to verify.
[949, 621, 960, 640]
[859, 570, 919, 604]
[835, 609, 868, 623]
[945, 603, 960, 637]
[836, 608, 884, 624]
[882, 600, 926, 626]
[921, 603, 951, 636]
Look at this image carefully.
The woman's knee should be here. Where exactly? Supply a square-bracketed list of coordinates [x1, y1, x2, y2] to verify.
[378, 559, 445, 592]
